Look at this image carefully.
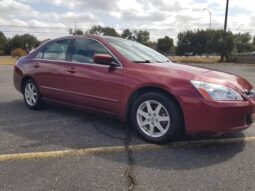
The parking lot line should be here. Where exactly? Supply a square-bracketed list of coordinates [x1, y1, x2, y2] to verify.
[0, 136, 255, 162]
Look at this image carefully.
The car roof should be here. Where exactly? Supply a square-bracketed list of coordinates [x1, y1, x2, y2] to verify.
[49, 34, 100, 41]
[52, 35, 123, 41]
[48, 35, 129, 43]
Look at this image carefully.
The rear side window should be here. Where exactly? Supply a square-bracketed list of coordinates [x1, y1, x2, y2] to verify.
[42, 40, 70, 61]
[71, 39, 110, 64]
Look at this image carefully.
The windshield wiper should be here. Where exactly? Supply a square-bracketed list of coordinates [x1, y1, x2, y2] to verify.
[133, 60, 161, 63]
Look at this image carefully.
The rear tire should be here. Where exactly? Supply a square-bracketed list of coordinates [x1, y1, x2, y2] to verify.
[22, 79, 43, 110]
[130, 92, 183, 144]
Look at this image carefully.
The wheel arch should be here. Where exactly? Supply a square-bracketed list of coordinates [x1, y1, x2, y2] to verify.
[125, 86, 185, 130]
[20, 75, 34, 93]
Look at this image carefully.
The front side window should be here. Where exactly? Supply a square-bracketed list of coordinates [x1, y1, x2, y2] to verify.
[71, 39, 111, 64]
[35, 51, 43, 59]
[43, 40, 70, 61]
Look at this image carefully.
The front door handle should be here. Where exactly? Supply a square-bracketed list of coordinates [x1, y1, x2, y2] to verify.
[32, 63, 40, 68]
[67, 67, 77, 74]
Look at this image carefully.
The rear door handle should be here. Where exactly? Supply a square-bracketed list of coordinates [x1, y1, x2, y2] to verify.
[32, 63, 40, 68]
[66, 67, 77, 74]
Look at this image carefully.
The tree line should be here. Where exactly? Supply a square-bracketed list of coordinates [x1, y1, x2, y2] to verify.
[1, 25, 255, 61]
[176, 30, 255, 61]
[0, 32, 40, 56]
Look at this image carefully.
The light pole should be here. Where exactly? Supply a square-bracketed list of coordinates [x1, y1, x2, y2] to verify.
[203, 8, 212, 30]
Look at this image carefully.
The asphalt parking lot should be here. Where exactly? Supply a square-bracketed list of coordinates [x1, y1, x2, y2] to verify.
[0, 63, 255, 191]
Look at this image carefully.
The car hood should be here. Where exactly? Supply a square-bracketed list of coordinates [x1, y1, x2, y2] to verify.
[148, 62, 253, 92]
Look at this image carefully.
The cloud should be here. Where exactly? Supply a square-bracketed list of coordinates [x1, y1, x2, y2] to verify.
[120, 11, 167, 23]
[0, 0, 37, 16]
[0, 0, 254, 41]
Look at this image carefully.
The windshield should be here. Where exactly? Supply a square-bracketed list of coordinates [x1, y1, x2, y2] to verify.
[104, 37, 169, 63]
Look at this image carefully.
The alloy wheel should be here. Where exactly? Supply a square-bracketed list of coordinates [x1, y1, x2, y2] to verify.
[24, 82, 38, 106]
[136, 100, 170, 138]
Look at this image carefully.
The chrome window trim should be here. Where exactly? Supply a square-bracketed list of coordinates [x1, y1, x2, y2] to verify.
[34, 37, 123, 68]
[33, 58, 122, 68]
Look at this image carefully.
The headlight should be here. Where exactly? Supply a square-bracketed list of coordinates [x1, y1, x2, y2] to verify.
[191, 80, 243, 101]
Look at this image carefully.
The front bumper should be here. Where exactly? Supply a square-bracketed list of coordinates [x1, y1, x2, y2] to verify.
[180, 96, 255, 135]
[13, 65, 23, 93]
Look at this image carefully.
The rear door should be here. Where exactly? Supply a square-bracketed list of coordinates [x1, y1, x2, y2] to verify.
[63, 38, 123, 115]
[32, 39, 71, 101]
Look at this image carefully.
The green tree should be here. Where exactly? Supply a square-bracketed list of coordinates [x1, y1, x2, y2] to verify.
[144, 41, 157, 49]
[74, 29, 84, 35]
[0, 31, 8, 55]
[193, 30, 207, 55]
[220, 31, 234, 61]
[233, 33, 252, 53]
[121, 29, 135, 40]
[8, 34, 40, 53]
[87, 25, 119, 37]
[102, 27, 119, 37]
[176, 29, 235, 61]
[134, 30, 150, 44]
[176, 30, 208, 56]
[176, 31, 193, 56]
[121, 29, 151, 45]
[87, 25, 104, 35]
[252, 36, 255, 51]
[156, 36, 174, 54]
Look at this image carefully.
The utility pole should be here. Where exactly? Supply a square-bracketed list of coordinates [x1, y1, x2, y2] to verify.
[203, 8, 211, 30]
[221, 0, 229, 61]
[74, 18, 77, 35]
[223, 0, 229, 34]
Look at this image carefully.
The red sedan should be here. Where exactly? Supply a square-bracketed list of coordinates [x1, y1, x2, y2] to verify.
[13, 35, 255, 143]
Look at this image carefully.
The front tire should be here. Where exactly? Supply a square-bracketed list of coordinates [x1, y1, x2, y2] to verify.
[23, 79, 43, 109]
[130, 92, 183, 144]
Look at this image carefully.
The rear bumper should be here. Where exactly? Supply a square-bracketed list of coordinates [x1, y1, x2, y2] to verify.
[180, 96, 255, 135]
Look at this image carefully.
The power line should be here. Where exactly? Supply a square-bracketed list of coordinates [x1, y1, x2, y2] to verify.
[0, 24, 254, 33]
[0, 24, 230, 30]
[1, 30, 68, 34]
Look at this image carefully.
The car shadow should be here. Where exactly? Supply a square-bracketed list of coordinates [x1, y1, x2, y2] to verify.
[0, 99, 144, 151]
[0, 99, 247, 170]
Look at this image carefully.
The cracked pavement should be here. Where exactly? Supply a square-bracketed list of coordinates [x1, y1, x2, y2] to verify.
[0, 63, 255, 191]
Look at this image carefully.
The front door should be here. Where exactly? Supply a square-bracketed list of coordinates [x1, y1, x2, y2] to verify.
[63, 38, 123, 115]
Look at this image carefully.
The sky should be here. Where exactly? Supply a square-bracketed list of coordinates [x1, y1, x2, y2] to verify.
[0, 0, 254, 42]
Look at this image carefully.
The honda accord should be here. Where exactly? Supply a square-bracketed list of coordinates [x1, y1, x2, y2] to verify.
[13, 35, 255, 143]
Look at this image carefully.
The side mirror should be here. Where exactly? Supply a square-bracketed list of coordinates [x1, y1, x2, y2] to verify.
[93, 54, 117, 67]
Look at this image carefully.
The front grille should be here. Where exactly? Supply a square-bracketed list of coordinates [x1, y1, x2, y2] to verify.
[245, 114, 253, 125]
